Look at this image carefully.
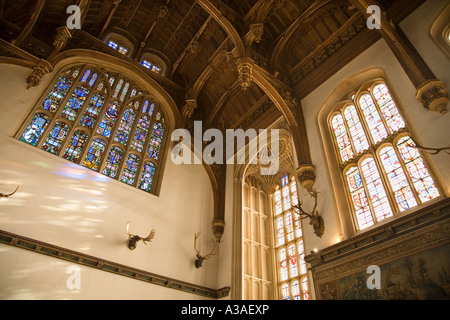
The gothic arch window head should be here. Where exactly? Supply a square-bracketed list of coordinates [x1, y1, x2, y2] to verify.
[273, 174, 310, 300]
[140, 53, 167, 77]
[17, 65, 168, 195]
[105, 32, 135, 57]
[329, 81, 441, 231]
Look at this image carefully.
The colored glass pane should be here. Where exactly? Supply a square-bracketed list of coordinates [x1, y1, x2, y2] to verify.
[20, 113, 50, 146]
[142, 60, 152, 69]
[397, 137, 439, 202]
[373, 84, 405, 133]
[114, 108, 136, 145]
[113, 78, 124, 98]
[290, 180, 298, 206]
[120, 82, 130, 102]
[292, 281, 301, 300]
[302, 277, 310, 300]
[279, 248, 288, 281]
[108, 41, 118, 50]
[130, 116, 150, 152]
[97, 102, 120, 138]
[282, 185, 291, 210]
[148, 103, 155, 117]
[298, 240, 307, 275]
[139, 162, 156, 192]
[79, 94, 106, 129]
[147, 122, 164, 160]
[118, 46, 128, 55]
[120, 154, 140, 186]
[281, 284, 290, 300]
[344, 105, 369, 153]
[360, 157, 393, 222]
[41, 76, 73, 113]
[81, 69, 91, 82]
[42, 121, 70, 154]
[288, 244, 298, 278]
[83, 139, 106, 171]
[274, 190, 282, 215]
[331, 114, 354, 162]
[359, 94, 388, 143]
[102, 146, 123, 178]
[63, 130, 88, 163]
[284, 212, 294, 242]
[379, 146, 417, 211]
[276, 216, 285, 246]
[294, 211, 302, 238]
[346, 166, 374, 229]
[88, 73, 98, 87]
[60, 85, 90, 122]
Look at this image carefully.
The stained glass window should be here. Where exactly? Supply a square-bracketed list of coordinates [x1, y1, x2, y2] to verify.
[60, 85, 90, 122]
[41, 76, 73, 113]
[330, 81, 440, 231]
[98, 102, 120, 138]
[42, 121, 70, 154]
[301, 277, 310, 300]
[83, 139, 107, 171]
[114, 108, 136, 145]
[147, 122, 164, 160]
[344, 105, 369, 153]
[360, 157, 393, 222]
[79, 94, 106, 129]
[273, 175, 309, 300]
[142, 60, 152, 69]
[102, 146, 124, 178]
[331, 114, 354, 162]
[346, 166, 374, 229]
[107, 41, 118, 50]
[20, 113, 50, 146]
[130, 116, 150, 152]
[397, 136, 439, 202]
[139, 162, 156, 192]
[63, 130, 88, 163]
[379, 146, 418, 211]
[373, 84, 405, 133]
[121, 154, 140, 186]
[291, 281, 301, 300]
[18, 65, 167, 195]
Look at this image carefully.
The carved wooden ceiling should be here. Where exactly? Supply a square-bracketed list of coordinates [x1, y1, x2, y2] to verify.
[1, 0, 425, 133]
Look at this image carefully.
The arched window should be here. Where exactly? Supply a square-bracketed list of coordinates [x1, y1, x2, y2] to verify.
[273, 175, 310, 300]
[18, 65, 168, 195]
[330, 81, 440, 231]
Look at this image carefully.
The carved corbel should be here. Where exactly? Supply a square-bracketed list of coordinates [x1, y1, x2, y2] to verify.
[26, 59, 53, 89]
[416, 79, 449, 114]
[182, 99, 198, 119]
[236, 57, 254, 91]
[212, 220, 225, 243]
[296, 164, 316, 192]
[245, 23, 264, 46]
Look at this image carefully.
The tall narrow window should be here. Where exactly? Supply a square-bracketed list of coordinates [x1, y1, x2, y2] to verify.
[17, 65, 168, 195]
[330, 81, 440, 231]
[273, 175, 310, 300]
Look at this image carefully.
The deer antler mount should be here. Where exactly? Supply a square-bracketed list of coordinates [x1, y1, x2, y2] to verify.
[293, 188, 325, 238]
[0, 186, 19, 200]
[194, 232, 218, 268]
[125, 221, 155, 250]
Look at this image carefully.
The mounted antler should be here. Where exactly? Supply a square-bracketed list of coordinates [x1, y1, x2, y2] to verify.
[194, 232, 218, 268]
[0, 186, 19, 200]
[292, 188, 325, 238]
[125, 221, 155, 250]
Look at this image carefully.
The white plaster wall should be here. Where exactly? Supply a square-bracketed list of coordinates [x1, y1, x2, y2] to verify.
[300, 0, 450, 252]
[0, 64, 218, 299]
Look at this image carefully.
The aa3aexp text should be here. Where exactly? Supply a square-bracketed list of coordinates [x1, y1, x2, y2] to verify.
[181, 304, 269, 317]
